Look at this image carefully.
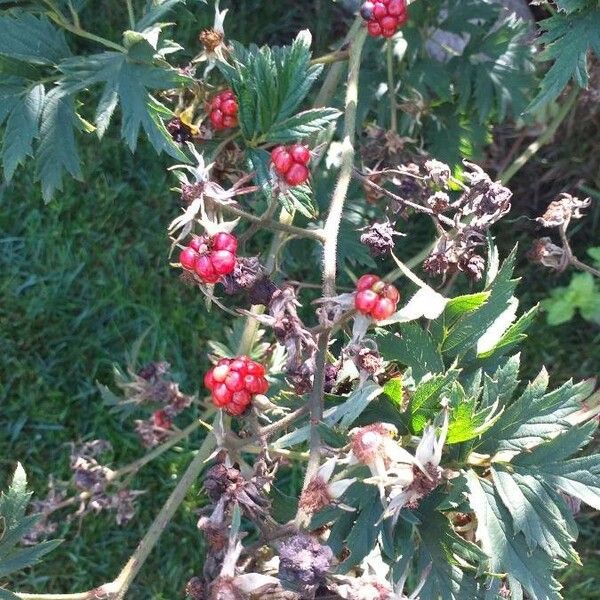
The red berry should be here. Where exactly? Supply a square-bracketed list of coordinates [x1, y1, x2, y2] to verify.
[367, 20, 382, 36]
[153, 410, 172, 429]
[372, 297, 396, 320]
[290, 144, 311, 165]
[195, 254, 218, 282]
[179, 247, 198, 271]
[388, 0, 405, 16]
[205, 357, 269, 415]
[209, 90, 238, 131]
[380, 16, 398, 30]
[382, 284, 400, 303]
[221, 99, 238, 116]
[213, 232, 238, 254]
[360, 1, 375, 20]
[211, 250, 236, 275]
[382, 28, 396, 38]
[355, 289, 379, 314]
[372, 2, 387, 19]
[189, 237, 203, 252]
[356, 274, 381, 291]
[213, 383, 232, 407]
[272, 147, 293, 174]
[284, 163, 310, 186]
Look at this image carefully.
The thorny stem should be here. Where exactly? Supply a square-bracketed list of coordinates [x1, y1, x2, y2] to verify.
[310, 49, 350, 66]
[296, 28, 369, 529]
[387, 40, 398, 131]
[498, 87, 579, 185]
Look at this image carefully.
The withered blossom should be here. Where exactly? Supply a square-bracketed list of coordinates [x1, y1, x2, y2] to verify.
[360, 221, 399, 257]
[423, 158, 451, 187]
[221, 256, 278, 306]
[426, 190, 450, 213]
[195, 1, 229, 76]
[537, 193, 591, 229]
[527, 237, 568, 271]
[22, 478, 67, 545]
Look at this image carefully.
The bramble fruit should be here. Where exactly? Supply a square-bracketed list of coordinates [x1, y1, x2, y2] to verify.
[354, 274, 400, 320]
[360, 0, 407, 38]
[271, 143, 311, 186]
[204, 356, 269, 415]
[178, 232, 238, 284]
[208, 90, 239, 130]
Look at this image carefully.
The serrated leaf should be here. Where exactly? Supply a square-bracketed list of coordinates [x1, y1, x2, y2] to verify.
[466, 470, 562, 600]
[481, 354, 521, 409]
[409, 369, 460, 433]
[58, 51, 187, 160]
[447, 383, 500, 444]
[34, 86, 82, 201]
[491, 465, 578, 561]
[266, 107, 341, 143]
[383, 377, 403, 407]
[478, 305, 538, 359]
[527, 11, 600, 112]
[0, 13, 70, 65]
[478, 371, 590, 454]
[0, 539, 62, 578]
[444, 292, 490, 325]
[376, 323, 444, 382]
[135, 0, 184, 31]
[442, 248, 518, 356]
[1, 82, 44, 180]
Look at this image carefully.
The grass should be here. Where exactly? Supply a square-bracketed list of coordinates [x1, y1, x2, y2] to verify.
[1, 1, 599, 598]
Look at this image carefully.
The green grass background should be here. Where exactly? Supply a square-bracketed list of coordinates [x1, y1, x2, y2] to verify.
[1, 1, 599, 598]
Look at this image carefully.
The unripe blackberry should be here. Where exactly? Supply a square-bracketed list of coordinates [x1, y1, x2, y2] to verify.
[270, 143, 311, 186]
[208, 90, 239, 131]
[354, 274, 400, 320]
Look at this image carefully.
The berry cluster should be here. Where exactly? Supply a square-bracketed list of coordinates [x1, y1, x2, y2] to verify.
[204, 356, 269, 415]
[208, 90, 239, 130]
[360, 0, 408, 38]
[354, 274, 400, 320]
[179, 232, 238, 284]
[271, 144, 311, 186]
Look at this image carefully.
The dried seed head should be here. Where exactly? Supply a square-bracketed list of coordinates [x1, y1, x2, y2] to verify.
[167, 117, 194, 144]
[299, 477, 332, 515]
[360, 221, 397, 257]
[427, 191, 450, 213]
[199, 28, 224, 52]
[537, 193, 591, 229]
[459, 252, 486, 282]
[203, 464, 245, 503]
[424, 159, 451, 187]
[278, 534, 334, 592]
[323, 362, 340, 394]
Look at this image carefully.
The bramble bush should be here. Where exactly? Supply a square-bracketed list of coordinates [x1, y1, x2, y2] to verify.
[2, 1, 600, 599]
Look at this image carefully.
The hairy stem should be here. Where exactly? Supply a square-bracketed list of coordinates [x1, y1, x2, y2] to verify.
[111, 432, 216, 599]
[499, 87, 579, 185]
[126, 0, 136, 29]
[387, 40, 398, 131]
[296, 28, 369, 529]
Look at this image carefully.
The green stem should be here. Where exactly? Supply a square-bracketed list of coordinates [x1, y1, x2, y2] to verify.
[126, 0, 136, 29]
[498, 87, 579, 185]
[46, 11, 126, 52]
[387, 39, 398, 131]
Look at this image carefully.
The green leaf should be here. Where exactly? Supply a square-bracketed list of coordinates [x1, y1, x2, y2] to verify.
[445, 292, 490, 325]
[266, 107, 341, 143]
[466, 470, 562, 600]
[376, 323, 444, 382]
[447, 383, 500, 444]
[1, 82, 44, 180]
[491, 465, 578, 561]
[477, 305, 537, 359]
[441, 249, 518, 357]
[58, 51, 187, 158]
[478, 371, 590, 454]
[383, 377, 403, 407]
[34, 86, 82, 201]
[330, 381, 383, 430]
[0, 540, 62, 578]
[417, 508, 485, 600]
[0, 13, 70, 65]
[409, 369, 460, 433]
[136, 0, 185, 31]
[0, 588, 19, 600]
[481, 354, 521, 409]
[527, 11, 600, 112]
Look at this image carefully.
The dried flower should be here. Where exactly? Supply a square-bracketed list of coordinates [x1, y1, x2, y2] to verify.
[195, 1, 229, 75]
[427, 191, 450, 213]
[424, 159, 451, 187]
[537, 193, 591, 229]
[186, 577, 206, 599]
[221, 257, 277, 306]
[278, 534, 334, 593]
[360, 221, 398, 257]
[527, 237, 568, 271]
